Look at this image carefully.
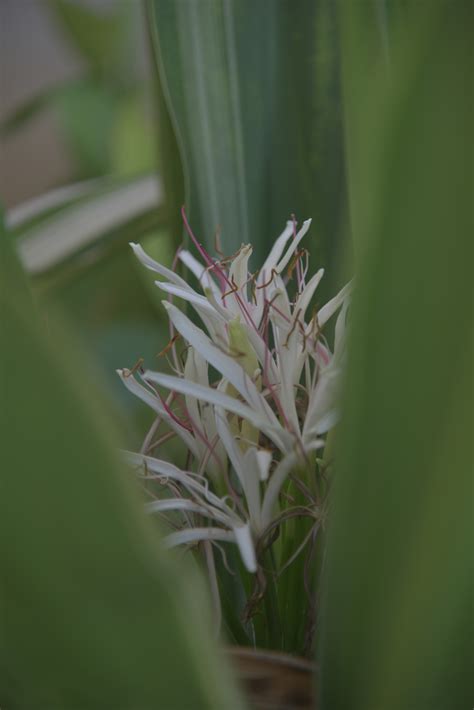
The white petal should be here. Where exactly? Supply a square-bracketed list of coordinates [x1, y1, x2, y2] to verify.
[303, 368, 341, 444]
[144, 371, 291, 454]
[255, 449, 272, 481]
[229, 244, 252, 296]
[146, 499, 210, 515]
[164, 524, 257, 573]
[258, 221, 294, 282]
[117, 369, 199, 457]
[333, 299, 349, 364]
[214, 404, 246, 489]
[164, 527, 235, 548]
[123, 452, 238, 523]
[156, 281, 221, 317]
[162, 302, 278, 424]
[212, 404, 261, 533]
[304, 409, 340, 437]
[317, 280, 352, 327]
[178, 249, 220, 296]
[233, 523, 257, 572]
[130, 242, 189, 289]
[145, 371, 260, 429]
[294, 268, 324, 321]
[155, 281, 226, 344]
[275, 218, 312, 275]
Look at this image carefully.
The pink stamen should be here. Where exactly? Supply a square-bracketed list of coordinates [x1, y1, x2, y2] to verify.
[185, 408, 224, 471]
[181, 206, 227, 292]
[158, 392, 193, 433]
[268, 301, 291, 324]
[181, 206, 261, 336]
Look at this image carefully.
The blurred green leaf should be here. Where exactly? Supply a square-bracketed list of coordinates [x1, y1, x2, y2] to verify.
[8, 175, 171, 446]
[0, 208, 33, 312]
[110, 94, 157, 176]
[320, 2, 472, 709]
[0, 87, 58, 137]
[54, 81, 118, 176]
[148, 0, 348, 295]
[0, 220, 243, 708]
[12, 174, 164, 276]
[48, 0, 128, 78]
[7, 179, 105, 231]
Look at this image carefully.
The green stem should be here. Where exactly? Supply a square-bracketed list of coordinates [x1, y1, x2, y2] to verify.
[261, 547, 282, 649]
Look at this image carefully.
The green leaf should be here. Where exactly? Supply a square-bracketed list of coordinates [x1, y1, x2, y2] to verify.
[54, 81, 118, 177]
[0, 87, 58, 137]
[48, 0, 128, 78]
[320, 2, 472, 709]
[10, 174, 164, 276]
[0, 226, 243, 708]
[148, 0, 348, 295]
[110, 94, 158, 177]
[0, 208, 33, 312]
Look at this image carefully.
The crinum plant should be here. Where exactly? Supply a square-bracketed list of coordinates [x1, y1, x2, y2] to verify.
[119, 210, 350, 654]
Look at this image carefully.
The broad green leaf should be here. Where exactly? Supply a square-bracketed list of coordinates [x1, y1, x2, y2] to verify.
[148, 0, 348, 296]
[320, 2, 472, 709]
[0, 228, 243, 708]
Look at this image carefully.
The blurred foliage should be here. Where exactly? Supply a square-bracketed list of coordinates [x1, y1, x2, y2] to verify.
[148, 0, 350, 299]
[50, 0, 129, 77]
[320, 1, 473, 708]
[0, 213, 244, 709]
[2, 0, 156, 180]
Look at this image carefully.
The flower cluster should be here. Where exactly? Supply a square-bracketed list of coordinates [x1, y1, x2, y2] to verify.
[119, 212, 350, 575]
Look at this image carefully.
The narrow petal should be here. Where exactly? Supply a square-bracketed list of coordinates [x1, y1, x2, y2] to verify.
[178, 249, 220, 296]
[130, 242, 189, 289]
[117, 369, 199, 457]
[164, 527, 235, 548]
[229, 244, 252, 295]
[162, 301, 280, 427]
[255, 449, 272, 481]
[258, 221, 294, 282]
[213, 403, 261, 533]
[233, 523, 257, 572]
[146, 499, 211, 515]
[123, 452, 239, 523]
[294, 268, 324, 320]
[164, 524, 257, 573]
[146, 371, 292, 454]
[275, 218, 312, 275]
[317, 280, 352, 327]
[303, 367, 341, 444]
[156, 281, 221, 318]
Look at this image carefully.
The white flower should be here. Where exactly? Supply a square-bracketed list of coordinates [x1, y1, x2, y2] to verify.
[119, 214, 350, 573]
